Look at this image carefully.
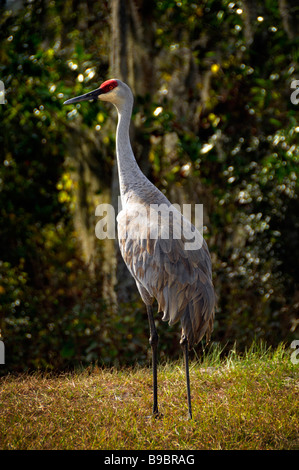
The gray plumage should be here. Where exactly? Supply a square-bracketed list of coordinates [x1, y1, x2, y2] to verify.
[64, 78, 216, 418]
[117, 200, 215, 349]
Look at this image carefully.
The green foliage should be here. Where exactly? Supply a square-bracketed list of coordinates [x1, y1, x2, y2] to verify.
[0, 0, 298, 372]
[150, 0, 299, 348]
[0, 0, 113, 371]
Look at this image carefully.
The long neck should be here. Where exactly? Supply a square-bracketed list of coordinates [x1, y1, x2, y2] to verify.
[115, 95, 171, 208]
[115, 97, 145, 203]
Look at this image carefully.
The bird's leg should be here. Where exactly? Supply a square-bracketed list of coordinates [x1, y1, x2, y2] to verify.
[146, 305, 159, 416]
[180, 334, 192, 419]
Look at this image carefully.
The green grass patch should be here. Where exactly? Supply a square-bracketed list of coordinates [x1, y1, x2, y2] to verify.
[0, 343, 298, 450]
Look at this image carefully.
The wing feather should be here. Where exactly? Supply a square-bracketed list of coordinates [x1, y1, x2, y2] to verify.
[117, 202, 215, 348]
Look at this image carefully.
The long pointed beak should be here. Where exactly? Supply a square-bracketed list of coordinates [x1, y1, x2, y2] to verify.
[63, 87, 104, 105]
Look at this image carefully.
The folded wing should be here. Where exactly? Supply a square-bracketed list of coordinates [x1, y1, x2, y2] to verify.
[117, 202, 215, 348]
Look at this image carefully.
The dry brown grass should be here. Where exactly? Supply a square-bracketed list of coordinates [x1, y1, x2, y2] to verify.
[1, 345, 298, 450]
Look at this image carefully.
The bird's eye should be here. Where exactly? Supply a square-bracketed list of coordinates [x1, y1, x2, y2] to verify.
[109, 85, 114, 90]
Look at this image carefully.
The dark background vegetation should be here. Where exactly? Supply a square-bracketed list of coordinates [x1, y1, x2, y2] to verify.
[0, 0, 298, 372]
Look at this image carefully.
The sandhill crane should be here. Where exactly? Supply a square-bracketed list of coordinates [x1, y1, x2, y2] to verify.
[64, 79, 215, 419]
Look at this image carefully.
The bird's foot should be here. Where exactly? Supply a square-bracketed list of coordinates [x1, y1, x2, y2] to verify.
[145, 411, 163, 420]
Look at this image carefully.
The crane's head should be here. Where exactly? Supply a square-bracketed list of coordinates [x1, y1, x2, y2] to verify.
[63, 79, 132, 109]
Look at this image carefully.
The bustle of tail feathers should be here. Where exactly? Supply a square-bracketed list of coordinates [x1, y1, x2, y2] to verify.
[179, 285, 215, 350]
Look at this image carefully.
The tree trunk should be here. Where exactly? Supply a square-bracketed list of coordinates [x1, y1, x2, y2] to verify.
[278, 0, 298, 40]
[66, 120, 118, 310]
[109, 0, 156, 304]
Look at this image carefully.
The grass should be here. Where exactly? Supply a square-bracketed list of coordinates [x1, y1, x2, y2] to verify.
[0, 343, 298, 450]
